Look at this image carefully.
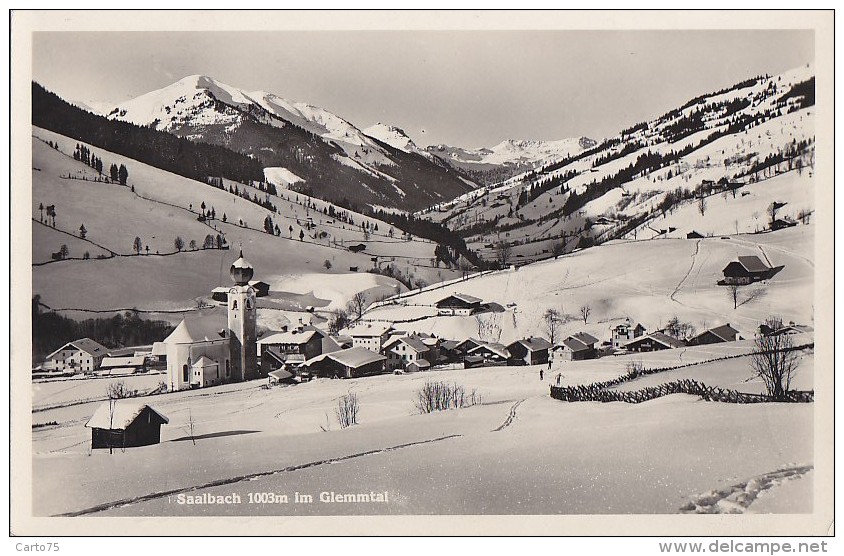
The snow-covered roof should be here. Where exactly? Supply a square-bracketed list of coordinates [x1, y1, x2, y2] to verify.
[192, 356, 218, 368]
[468, 342, 510, 359]
[346, 323, 393, 337]
[625, 332, 685, 349]
[259, 328, 319, 346]
[386, 336, 430, 354]
[268, 368, 294, 380]
[510, 337, 553, 352]
[46, 338, 108, 360]
[100, 356, 146, 369]
[696, 324, 741, 342]
[301, 346, 386, 369]
[736, 255, 771, 273]
[571, 332, 599, 346]
[436, 293, 483, 306]
[85, 401, 169, 430]
[151, 342, 167, 356]
[164, 317, 227, 344]
[559, 337, 590, 352]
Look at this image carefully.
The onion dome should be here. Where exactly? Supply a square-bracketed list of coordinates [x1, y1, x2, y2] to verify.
[230, 250, 254, 285]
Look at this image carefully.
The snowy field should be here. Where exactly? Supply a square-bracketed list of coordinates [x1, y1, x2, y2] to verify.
[32, 346, 814, 517]
[363, 225, 814, 346]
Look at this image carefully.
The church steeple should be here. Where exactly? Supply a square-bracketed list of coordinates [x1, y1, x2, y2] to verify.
[230, 250, 254, 285]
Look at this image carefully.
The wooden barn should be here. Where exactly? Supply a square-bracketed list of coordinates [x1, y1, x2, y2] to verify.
[555, 333, 600, 361]
[507, 337, 552, 365]
[436, 293, 483, 316]
[690, 324, 742, 346]
[85, 401, 169, 449]
[722, 256, 774, 285]
[623, 332, 685, 352]
[300, 347, 387, 379]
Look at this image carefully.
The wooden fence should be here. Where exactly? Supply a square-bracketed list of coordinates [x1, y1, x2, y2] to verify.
[550, 378, 813, 404]
[549, 343, 814, 405]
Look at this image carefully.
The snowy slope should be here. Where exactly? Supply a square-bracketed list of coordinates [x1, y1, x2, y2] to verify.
[422, 64, 816, 264]
[103, 75, 473, 211]
[31, 127, 461, 316]
[363, 123, 429, 157]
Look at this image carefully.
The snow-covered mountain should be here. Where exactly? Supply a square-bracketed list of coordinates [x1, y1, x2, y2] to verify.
[104, 75, 475, 211]
[420, 64, 816, 265]
[363, 123, 428, 158]
[425, 136, 597, 186]
[429, 137, 596, 167]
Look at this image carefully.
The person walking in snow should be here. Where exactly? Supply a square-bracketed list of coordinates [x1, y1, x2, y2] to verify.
[556, 373, 562, 386]
[539, 369, 544, 381]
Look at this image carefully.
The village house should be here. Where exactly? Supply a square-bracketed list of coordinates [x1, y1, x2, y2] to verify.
[454, 338, 485, 358]
[507, 337, 552, 365]
[383, 335, 432, 372]
[299, 346, 387, 379]
[554, 332, 599, 361]
[611, 321, 647, 349]
[85, 401, 169, 449]
[211, 279, 271, 302]
[759, 322, 814, 337]
[690, 324, 742, 346]
[345, 323, 394, 353]
[438, 339, 462, 364]
[43, 338, 108, 374]
[467, 342, 511, 366]
[435, 293, 483, 316]
[686, 230, 705, 239]
[722, 255, 775, 285]
[258, 325, 340, 377]
[98, 355, 147, 375]
[623, 332, 685, 352]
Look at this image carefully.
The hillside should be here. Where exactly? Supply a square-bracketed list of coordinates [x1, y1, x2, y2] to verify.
[104, 75, 475, 212]
[420, 65, 816, 264]
[361, 224, 813, 346]
[31, 127, 468, 328]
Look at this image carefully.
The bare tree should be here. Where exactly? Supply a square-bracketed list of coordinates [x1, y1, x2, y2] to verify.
[750, 317, 801, 400]
[347, 291, 367, 319]
[495, 241, 512, 268]
[664, 315, 696, 342]
[133, 236, 142, 255]
[579, 304, 591, 324]
[335, 393, 360, 428]
[728, 284, 740, 309]
[543, 308, 562, 344]
[698, 195, 707, 217]
[174, 236, 184, 252]
[327, 308, 350, 335]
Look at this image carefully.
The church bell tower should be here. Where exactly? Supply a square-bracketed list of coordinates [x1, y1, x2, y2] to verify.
[228, 251, 258, 382]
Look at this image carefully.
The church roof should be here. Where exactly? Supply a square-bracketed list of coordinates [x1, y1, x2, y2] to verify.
[231, 251, 253, 269]
[164, 316, 227, 344]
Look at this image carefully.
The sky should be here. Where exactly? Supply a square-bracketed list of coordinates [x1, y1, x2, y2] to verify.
[32, 30, 814, 148]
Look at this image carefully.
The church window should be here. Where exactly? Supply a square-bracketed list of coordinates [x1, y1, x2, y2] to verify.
[226, 360, 230, 377]
[232, 300, 238, 310]
[183, 364, 189, 382]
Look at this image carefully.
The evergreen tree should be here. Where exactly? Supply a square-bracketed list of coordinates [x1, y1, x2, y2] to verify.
[79, 224, 86, 239]
[110, 164, 118, 182]
[118, 164, 128, 186]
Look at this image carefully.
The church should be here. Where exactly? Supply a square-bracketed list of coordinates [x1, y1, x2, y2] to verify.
[162, 252, 260, 391]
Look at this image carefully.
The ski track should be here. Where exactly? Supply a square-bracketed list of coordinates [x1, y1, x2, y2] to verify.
[670, 240, 701, 303]
[679, 464, 813, 514]
[492, 399, 525, 432]
[53, 433, 463, 517]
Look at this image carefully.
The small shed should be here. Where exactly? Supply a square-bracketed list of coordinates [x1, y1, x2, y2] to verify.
[85, 401, 169, 449]
[686, 231, 704, 239]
